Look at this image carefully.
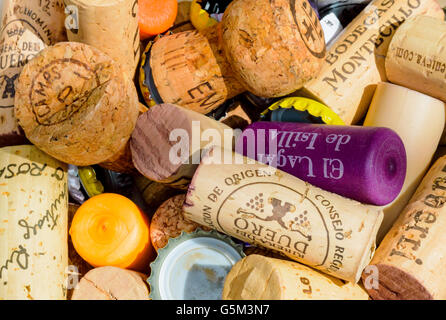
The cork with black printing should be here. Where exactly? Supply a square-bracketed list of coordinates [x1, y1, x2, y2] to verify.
[150, 25, 245, 114]
[363, 156, 446, 300]
[14, 42, 140, 166]
[223, 255, 369, 300]
[299, 0, 444, 125]
[221, 0, 326, 97]
[0, 0, 67, 147]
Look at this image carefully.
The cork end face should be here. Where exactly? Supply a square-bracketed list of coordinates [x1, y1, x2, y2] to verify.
[15, 42, 139, 166]
[362, 264, 433, 300]
[223, 255, 282, 300]
[222, 0, 325, 97]
[130, 104, 193, 182]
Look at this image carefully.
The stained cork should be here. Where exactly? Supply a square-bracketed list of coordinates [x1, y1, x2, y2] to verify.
[363, 156, 446, 300]
[299, 0, 444, 125]
[64, 0, 141, 78]
[14, 42, 140, 166]
[130, 103, 234, 189]
[0, 0, 67, 147]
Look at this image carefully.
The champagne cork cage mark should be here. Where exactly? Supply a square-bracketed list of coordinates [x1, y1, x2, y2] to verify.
[291, 0, 326, 58]
[29, 58, 100, 126]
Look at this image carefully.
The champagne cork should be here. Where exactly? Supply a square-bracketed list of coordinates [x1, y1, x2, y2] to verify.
[224, 255, 369, 300]
[14, 42, 140, 167]
[0, 145, 68, 300]
[386, 15, 446, 103]
[64, 0, 140, 78]
[71, 266, 149, 300]
[130, 103, 234, 190]
[299, 0, 444, 125]
[0, 0, 67, 147]
[363, 156, 446, 300]
[222, 0, 326, 98]
[150, 26, 245, 114]
[170, 0, 194, 33]
[364, 82, 445, 242]
[237, 122, 407, 206]
[183, 147, 384, 282]
[150, 0, 326, 113]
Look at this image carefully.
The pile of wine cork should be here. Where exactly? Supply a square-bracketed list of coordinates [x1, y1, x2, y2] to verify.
[1, 0, 446, 302]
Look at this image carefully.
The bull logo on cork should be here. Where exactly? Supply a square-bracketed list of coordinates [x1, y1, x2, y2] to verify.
[237, 193, 312, 241]
[217, 183, 330, 267]
[290, 0, 326, 59]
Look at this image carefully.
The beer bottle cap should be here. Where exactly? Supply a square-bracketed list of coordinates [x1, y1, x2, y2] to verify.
[260, 97, 345, 125]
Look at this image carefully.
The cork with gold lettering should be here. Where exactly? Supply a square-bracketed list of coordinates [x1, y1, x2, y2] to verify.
[222, 0, 326, 98]
[150, 25, 245, 115]
[386, 15, 446, 103]
[0, 145, 68, 300]
[299, 0, 444, 125]
[363, 155, 446, 300]
[224, 255, 370, 300]
[14, 42, 140, 167]
[64, 0, 140, 78]
[0, 0, 67, 147]
[183, 147, 383, 282]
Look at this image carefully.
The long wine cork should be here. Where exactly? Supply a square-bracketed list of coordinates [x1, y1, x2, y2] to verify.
[14, 42, 140, 166]
[150, 0, 326, 114]
[0, 0, 67, 147]
[299, 0, 444, 125]
[364, 82, 445, 242]
[363, 156, 446, 300]
[386, 15, 446, 103]
[222, 0, 326, 98]
[130, 103, 234, 190]
[64, 0, 140, 78]
[183, 147, 383, 282]
[150, 26, 245, 115]
[0, 145, 68, 300]
[71, 266, 149, 300]
[237, 122, 407, 206]
[224, 255, 369, 300]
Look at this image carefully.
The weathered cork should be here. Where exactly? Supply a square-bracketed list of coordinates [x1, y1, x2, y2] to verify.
[14, 42, 140, 166]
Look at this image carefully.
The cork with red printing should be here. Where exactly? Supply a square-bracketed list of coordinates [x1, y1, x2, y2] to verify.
[14, 42, 140, 166]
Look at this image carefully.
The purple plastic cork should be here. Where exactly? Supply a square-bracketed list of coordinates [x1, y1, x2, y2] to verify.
[236, 122, 407, 206]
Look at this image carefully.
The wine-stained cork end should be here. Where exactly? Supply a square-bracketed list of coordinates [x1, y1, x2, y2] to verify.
[362, 264, 433, 300]
[14, 42, 140, 166]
